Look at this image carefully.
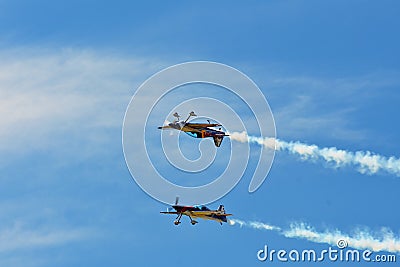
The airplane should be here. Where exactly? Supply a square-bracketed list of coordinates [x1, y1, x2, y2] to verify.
[157, 111, 229, 147]
[160, 197, 233, 225]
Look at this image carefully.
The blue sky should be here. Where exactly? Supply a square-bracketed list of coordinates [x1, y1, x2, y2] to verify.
[0, 1, 399, 266]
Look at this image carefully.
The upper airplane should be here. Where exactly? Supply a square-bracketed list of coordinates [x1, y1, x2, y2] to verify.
[158, 111, 229, 147]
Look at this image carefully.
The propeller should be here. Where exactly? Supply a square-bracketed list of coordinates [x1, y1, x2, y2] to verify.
[175, 196, 180, 205]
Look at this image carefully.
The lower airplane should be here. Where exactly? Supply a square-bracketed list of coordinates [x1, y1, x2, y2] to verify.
[160, 197, 232, 225]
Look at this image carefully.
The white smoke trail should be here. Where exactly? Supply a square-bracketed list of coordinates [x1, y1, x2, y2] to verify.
[229, 131, 400, 176]
[229, 218, 281, 231]
[229, 219, 400, 253]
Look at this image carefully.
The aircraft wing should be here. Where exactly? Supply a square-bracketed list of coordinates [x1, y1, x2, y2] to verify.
[160, 211, 180, 214]
[189, 211, 233, 216]
[158, 125, 173, 129]
[185, 123, 221, 129]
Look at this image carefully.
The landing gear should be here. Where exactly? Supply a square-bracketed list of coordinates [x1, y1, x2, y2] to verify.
[189, 216, 198, 225]
[174, 213, 183, 225]
[172, 213, 198, 225]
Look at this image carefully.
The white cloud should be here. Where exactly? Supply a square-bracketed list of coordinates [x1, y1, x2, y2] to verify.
[257, 70, 400, 142]
[0, 48, 164, 162]
[0, 222, 92, 253]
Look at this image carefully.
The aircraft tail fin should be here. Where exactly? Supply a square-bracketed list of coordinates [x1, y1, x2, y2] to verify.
[213, 136, 224, 147]
[217, 205, 225, 213]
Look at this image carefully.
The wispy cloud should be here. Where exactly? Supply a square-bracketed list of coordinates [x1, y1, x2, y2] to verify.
[230, 131, 400, 176]
[261, 70, 400, 142]
[0, 48, 163, 162]
[230, 219, 400, 253]
[0, 222, 93, 253]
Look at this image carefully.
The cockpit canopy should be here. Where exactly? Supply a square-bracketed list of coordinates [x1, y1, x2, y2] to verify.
[193, 205, 210, 211]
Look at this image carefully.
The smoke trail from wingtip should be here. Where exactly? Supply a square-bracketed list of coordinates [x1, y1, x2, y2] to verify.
[229, 131, 400, 176]
[229, 219, 400, 253]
